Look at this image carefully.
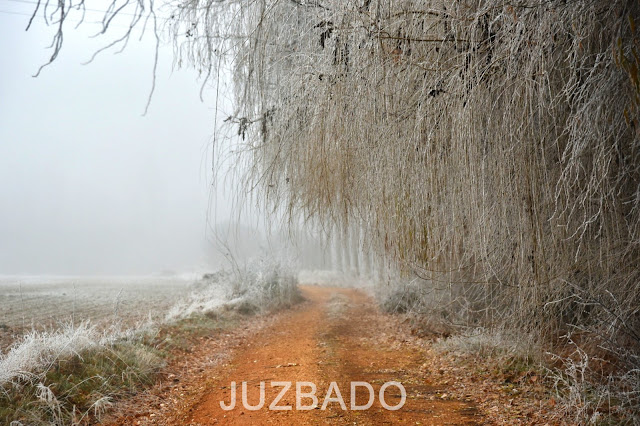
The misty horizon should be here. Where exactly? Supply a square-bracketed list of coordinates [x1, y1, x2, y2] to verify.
[0, 8, 234, 275]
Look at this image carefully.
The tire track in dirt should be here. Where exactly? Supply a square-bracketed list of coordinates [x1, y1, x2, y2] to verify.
[179, 286, 480, 425]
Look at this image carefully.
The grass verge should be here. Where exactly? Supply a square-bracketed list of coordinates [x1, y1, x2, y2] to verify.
[431, 329, 638, 424]
[0, 310, 242, 425]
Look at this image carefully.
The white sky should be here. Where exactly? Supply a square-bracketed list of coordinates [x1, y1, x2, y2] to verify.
[0, 2, 238, 275]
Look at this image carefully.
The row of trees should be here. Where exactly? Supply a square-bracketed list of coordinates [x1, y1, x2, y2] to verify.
[209, 0, 640, 339]
[201, 0, 640, 417]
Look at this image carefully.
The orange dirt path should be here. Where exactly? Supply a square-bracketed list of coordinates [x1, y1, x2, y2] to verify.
[177, 286, 479, 425]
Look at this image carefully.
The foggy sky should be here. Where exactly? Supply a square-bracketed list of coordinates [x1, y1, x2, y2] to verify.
[0, 5, 236, 275]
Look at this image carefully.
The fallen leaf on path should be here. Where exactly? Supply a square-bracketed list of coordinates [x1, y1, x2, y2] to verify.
[274, 362, 299, 368]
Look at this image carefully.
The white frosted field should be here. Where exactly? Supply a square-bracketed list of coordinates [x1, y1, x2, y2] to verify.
[0, 274, 201, 350]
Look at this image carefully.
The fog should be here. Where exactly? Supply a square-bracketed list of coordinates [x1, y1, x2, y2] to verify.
[0, 6, 235, 275]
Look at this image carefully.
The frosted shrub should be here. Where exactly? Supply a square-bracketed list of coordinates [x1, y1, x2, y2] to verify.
[165, 271, 235, 321]
[434, 328, 539, 362]
[165, 260, 300, 320]
[548, 338, 640, 423]
[0, 322, 101, 386]
[231, 258, 301, 312]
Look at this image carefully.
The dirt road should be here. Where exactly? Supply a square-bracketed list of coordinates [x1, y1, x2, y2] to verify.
[155, 286, 479, 425]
